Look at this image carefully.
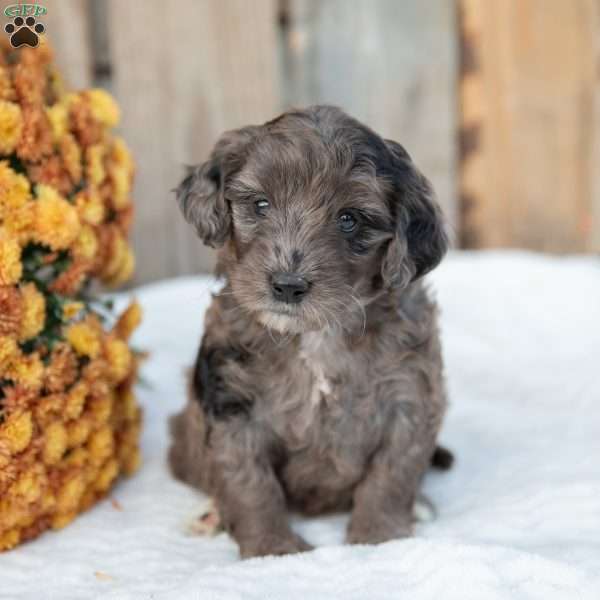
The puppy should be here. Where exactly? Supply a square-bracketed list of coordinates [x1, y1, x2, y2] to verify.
[169, 106, 451, 558]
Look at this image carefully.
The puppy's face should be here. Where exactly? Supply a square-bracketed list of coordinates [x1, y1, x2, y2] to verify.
[177, 106, 447, 333]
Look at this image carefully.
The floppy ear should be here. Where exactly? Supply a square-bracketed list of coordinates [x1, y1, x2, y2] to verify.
[381, 140, 448, 288]
[176, 127, 256, 248]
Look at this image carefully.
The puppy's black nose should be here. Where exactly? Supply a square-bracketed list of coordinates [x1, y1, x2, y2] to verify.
[270, 272, 310, 304]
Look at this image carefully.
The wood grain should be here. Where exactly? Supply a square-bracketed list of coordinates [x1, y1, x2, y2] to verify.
[459, 0, 600, 252]
[43, 0, 93, 89]
[281, 0, 459, 234]
[107, 0, 281, 283]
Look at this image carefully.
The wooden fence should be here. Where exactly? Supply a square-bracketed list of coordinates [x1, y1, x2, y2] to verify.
[27, 1, 600, 282]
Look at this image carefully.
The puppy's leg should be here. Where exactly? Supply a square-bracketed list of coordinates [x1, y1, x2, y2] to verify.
[347, 416, 435, 545]
[188, 343, 312, 558]
[210, 422, 313, 558]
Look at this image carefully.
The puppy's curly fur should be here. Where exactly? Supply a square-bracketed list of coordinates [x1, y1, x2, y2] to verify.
[169, 106, 451, 558]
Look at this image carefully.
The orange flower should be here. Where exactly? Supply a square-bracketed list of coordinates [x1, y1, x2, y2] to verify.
[114, 301, 142, 340]
[0, 385, 36, 417]
[12, 61, 46, 106]
[44, 343, 78, 393]
[0, 285, 22, 336]
[0, 65, 15, 101]
[16, 106, 53, 162]
[49, 259, 91, 296]
[0, 100, 23, 154]
[69, 94, 103, 147]
[59, 133, 82, 183]
[27, 155, 73, 197]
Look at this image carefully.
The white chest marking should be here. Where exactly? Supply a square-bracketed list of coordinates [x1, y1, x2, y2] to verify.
[299, 332, 336, 405]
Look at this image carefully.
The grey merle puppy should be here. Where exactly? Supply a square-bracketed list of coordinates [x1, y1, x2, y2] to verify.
[169, 105, 452, 558]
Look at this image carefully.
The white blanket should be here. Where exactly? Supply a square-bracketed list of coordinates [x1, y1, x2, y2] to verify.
[2, 251, 599, 599]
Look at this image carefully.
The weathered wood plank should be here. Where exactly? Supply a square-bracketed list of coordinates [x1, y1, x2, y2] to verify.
[459, 0, 600, 252]
[282, 0, 459, 233]
[107, 0, 281, 283]
[43, 0, 93, 89]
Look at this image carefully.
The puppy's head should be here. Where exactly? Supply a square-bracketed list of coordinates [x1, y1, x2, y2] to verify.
[177, 106, 447, 333]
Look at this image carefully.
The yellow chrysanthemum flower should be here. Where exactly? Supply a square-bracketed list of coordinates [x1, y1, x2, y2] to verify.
[95, 458, 119, 492]
[64, 447, 89, 469]
[104, 338, 131, 383]
[64, 380, 88, 420]
[66, 416, 92, 449]
[86, 89, 120, 127]
[0, 161, 31, 212]
[3, 201, 34, 245]
[19, 283, 46, 341]
[75, 187, 105, 225]
[0, 335, 18, 372]
[45, 101, 69, 142]
[9, 465, 45, 504]
[103, 237, 135, 287]
[43, 421, 68, 465]
[0, 235, 22, 285]
[6, 352, 44, 390]
[0, 100, 23, 154]
[55, 472, 86, 513]
[85, 144, 106, 186]
[65, 319, 101, 358]
[108, 163, 131, 210]
[0, 410, 33, 454]
[89, 392, 114, 427]
[88, 425, 114, 465]
[33, 184, 81, 250]
[72, 224, 99, 262]
[110, 137, 134, 174]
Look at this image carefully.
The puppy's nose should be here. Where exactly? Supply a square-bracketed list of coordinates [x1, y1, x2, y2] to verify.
[270, 272, 310, 304]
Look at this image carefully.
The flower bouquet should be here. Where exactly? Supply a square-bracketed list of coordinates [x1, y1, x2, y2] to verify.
[0, 39, 142, 550]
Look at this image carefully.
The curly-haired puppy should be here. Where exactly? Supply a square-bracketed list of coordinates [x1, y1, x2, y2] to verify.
[169, 105, 451, 558]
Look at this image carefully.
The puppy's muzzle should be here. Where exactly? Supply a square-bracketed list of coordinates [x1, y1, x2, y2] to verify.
[270, 272, 310, 304]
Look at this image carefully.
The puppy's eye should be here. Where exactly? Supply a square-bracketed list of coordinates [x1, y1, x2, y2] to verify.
[338, 211, 358, 234]
[254, 198, 270, 216]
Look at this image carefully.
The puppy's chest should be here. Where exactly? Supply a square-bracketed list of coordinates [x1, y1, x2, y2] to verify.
[261, 332, 378, 446]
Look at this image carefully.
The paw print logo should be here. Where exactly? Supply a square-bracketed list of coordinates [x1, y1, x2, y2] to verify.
[4, 15, 45, 48]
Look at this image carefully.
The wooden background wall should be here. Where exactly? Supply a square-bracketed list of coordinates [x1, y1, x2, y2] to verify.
[24, 1, 600, 283]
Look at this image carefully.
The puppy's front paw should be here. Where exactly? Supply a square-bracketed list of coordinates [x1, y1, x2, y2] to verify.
[240, 531, 313, 559]
[346, 513, 413, 545]
[186, 499, 222, 536]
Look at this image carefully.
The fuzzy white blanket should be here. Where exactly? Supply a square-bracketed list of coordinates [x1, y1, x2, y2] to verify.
[2, 251, 599, 599]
